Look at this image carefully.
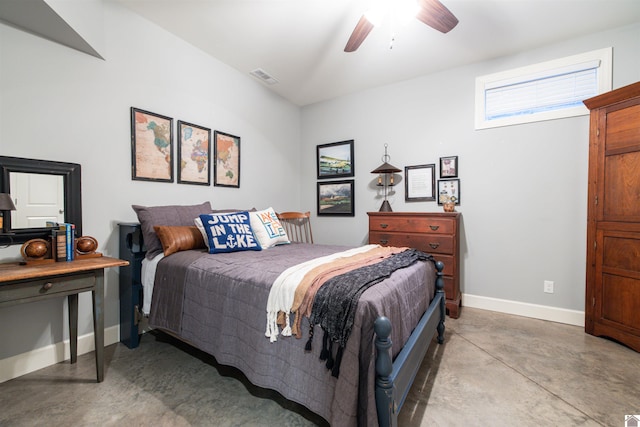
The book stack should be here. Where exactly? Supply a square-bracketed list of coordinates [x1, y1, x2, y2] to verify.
[48, 222, 76, 262]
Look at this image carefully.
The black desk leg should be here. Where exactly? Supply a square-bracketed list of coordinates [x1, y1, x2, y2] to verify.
[68, 294, 78, 364]
[92, 269, 105, 382]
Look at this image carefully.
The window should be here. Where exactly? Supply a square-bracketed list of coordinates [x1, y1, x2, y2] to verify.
[475, 48, 612, 129]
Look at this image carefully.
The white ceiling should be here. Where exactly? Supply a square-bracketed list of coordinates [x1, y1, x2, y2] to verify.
[116, 0, 640, 106]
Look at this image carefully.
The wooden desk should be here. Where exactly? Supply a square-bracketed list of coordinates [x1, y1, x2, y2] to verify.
[0, 256, 129, 382]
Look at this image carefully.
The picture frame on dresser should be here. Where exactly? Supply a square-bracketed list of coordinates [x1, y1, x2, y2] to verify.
[405, 164, 436, 201]
[437, 179, 460, 205]
[317, 179, 355, 216]
[130, 107, 174, 183]
[317, 140, 354, 179]
[177, 121, 211, 186]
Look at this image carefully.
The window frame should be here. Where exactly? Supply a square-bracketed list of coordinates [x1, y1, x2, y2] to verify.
[475, 47, 612, 130]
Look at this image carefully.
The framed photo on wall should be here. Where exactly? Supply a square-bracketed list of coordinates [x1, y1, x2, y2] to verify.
[130, 107, 174, 182]
[214, 130, 240, 188]
[177, 120, 211, 186]
[405, 164, 436, 201]
[440, 155, 458, 178]
[317, 179, 355, 216]
[317, 140, 354, 179]
[437, 179, 460, 205]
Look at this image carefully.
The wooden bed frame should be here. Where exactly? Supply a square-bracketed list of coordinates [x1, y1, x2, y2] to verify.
[118, 222, 445, 427]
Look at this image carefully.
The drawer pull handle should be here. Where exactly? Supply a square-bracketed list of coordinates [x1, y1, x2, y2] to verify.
[379, 239, 389, 245]
[42, 282, 53, 291]
[429, 225, 440, 231]
[429, 243, 440, 249]
[380, 223, 388, 229]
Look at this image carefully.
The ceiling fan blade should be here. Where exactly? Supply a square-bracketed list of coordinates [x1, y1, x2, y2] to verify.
[416, 0, 459, 33]
[344, 15, 374, 52]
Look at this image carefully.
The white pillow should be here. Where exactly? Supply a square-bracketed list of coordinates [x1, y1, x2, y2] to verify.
[249, 207, 290, 249]
[194, 216, 210, 249]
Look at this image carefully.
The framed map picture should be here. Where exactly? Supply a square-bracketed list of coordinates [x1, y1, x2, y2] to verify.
[177, 120, 211, 186]
[214, 130, 240, 188]
[130, 107, 174, 182]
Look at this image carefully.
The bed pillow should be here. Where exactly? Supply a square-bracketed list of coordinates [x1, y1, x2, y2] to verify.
[194, 208, 255, 249]
[132, 201, 212, 259]
[154, 225, 206, 257]
[198, 211, 262, 253]
[249, 207, 290, 249]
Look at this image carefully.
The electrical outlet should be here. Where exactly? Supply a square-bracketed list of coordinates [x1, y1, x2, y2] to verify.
[544, 280, 554, 293]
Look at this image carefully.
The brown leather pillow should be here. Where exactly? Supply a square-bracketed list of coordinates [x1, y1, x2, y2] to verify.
[153, 225, 206, 257]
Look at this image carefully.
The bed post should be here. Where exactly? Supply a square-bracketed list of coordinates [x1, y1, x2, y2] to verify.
[374, 316, 394, 427]
[118, 223, 145, 349]
[435, 260, 445, 344]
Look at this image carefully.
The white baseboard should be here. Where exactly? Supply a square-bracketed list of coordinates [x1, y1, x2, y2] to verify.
[0, 325, 120, 384]
[462, 293, 585, 327]
[1, 296, 583, 383]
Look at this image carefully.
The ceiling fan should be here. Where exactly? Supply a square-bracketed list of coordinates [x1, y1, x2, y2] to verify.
[344, 0, 458, 52]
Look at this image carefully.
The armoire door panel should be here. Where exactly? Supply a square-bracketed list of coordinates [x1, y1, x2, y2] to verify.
[602, 234, 640, 272]
[603, 151, 640, 218]
[601, 273, 640, 331]
[604, 103, 640, 154]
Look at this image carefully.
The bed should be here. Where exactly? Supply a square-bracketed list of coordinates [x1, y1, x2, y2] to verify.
[118, 203, 445, 427]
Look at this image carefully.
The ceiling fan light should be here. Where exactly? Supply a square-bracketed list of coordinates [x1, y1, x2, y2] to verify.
[364, 8, 384, 27]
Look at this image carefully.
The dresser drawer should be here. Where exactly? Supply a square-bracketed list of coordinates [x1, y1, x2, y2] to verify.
[370, 232, 454, 255]
[369, 216, 456, 234]
[432, 254, 455, 277]
[0, 273, 96, 306]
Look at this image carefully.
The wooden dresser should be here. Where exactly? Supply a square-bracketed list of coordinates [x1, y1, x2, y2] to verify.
[368, 212, 461, 318]
[583, 82, 640, 352]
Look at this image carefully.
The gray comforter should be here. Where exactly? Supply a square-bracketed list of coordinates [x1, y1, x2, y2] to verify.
[148, 243, 435, 427]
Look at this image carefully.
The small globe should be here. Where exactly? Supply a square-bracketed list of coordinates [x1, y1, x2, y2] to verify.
[24, 240, 48, 258]
[76, 236, 98, 254]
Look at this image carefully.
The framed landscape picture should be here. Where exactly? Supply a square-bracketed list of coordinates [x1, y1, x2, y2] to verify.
[130, 107, 174, 182]
[317, 180, 355, 216]
[317, 140, 354, 179]
[214, 130, 240, 188]
[177, 120, 211, 185]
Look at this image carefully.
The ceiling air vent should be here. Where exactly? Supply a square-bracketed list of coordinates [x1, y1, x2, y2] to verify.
[250, 68, 279, 85]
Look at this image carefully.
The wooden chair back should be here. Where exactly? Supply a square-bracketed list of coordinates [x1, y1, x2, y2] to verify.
[276, 211, 313, 244]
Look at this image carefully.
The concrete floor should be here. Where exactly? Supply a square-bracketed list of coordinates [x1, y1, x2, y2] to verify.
[1, 307, 639, 426]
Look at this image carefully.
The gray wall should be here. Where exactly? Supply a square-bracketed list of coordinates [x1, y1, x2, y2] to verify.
[300, 23, 640, 317]
[1, 0, 638, 377]
[0, 2, 301, 361]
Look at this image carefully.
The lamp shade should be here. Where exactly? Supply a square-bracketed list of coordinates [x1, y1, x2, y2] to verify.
[0, 194, 16, 211]
[371, 162, 401, 174]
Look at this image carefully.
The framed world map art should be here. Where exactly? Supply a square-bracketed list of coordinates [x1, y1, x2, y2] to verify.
[130, 107, 174, 182]
[177, 120, 211, 186]
[214, 130, 240, 188]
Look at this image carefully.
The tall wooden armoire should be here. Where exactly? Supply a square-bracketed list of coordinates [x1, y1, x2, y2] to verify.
[583, 82, 640, 352]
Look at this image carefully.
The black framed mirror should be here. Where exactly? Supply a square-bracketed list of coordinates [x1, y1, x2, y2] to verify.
[0, 156, 82, 245]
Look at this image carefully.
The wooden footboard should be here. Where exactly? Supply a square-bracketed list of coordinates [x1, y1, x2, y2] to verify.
[375, 259, 445, 427]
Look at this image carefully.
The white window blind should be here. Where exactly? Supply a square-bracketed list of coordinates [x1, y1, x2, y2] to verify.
[475, 48, 612, 129]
